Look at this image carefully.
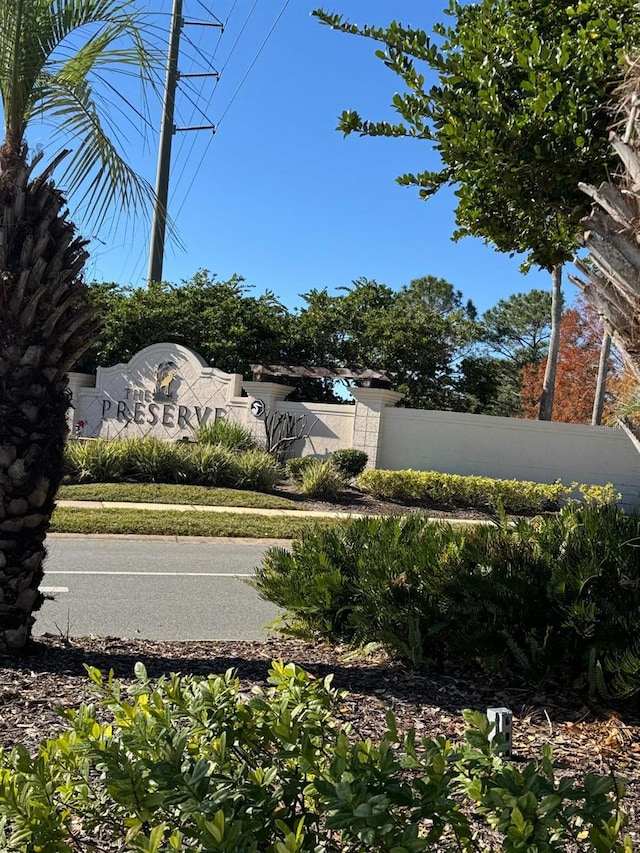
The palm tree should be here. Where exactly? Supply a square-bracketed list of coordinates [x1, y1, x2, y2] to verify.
[570, 57, 640, 447]
[0, 0, 157, 652]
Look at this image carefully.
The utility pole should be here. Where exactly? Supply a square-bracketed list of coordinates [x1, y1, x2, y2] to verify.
[148, 0, 220, 284]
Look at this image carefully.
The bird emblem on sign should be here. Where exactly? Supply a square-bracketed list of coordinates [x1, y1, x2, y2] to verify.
[154, 361, 178, 399]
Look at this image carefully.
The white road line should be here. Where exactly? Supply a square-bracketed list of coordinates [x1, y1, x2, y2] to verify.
[41, 586, 69, 593]
[44, 571, 253, 578]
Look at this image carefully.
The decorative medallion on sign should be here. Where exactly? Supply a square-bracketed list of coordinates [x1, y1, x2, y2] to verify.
[250, 398, 265, 417]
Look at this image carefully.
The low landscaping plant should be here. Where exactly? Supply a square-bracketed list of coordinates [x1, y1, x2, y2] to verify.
[184, 443, 239, 486]
[195, 420, 260, 451]
[119, 436, 189, 483]
[285, 455, 317, 482]
[298, 460, 347, 500]
[0, 662, 631, 853]
[329, 448, 368, 479]
[231, 448, 283, 491]
[63, 438, 282, 492]
[64, 438, 126, 483]
[358, 469, 621, 513]
[255, 506, 640, 698]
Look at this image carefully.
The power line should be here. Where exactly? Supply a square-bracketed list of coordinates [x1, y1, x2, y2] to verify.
[216, 0, 291, 127]
[194, 0, 223, 26]
[169, 0, 226, 210]
[219, 0, 259, 75]
[133, 0, 293, 285]
[172, 0, 292, 223]
[170, 0, 262, 208]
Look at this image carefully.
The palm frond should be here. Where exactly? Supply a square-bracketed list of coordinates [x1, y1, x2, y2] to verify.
[0, 0, 162, 231]
[41, 72, 155, 229]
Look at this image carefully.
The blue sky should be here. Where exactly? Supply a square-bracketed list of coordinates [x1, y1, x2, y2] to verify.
[37, 0, 569, 314]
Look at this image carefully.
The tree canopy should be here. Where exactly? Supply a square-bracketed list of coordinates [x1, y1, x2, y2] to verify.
[314, 0, 639, 270]
[480, 289, 554, 366]
[473, 289, 554, 416]
[294, 276, 481, 409]
[520, 299, 617, 423]
[78, 271, 294, 377]
[80, 271, 504, 411]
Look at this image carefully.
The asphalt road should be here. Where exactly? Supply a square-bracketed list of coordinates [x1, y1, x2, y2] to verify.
[35, 535, 286, 642]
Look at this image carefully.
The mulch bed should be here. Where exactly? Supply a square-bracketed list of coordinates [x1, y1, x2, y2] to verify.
[273, 482, 507, 521]
[1, 635, 639, 844]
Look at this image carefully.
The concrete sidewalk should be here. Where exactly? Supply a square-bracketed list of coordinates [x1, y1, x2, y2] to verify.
[56, 500, 487, 524]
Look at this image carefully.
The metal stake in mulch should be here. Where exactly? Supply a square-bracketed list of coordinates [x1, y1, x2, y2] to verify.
[487, 707, 513, 756]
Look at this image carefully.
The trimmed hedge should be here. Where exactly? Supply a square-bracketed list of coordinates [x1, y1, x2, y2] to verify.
[358, 468, 620, 513]
[255, 506, 640, 698]
[330, 448, 368, 478]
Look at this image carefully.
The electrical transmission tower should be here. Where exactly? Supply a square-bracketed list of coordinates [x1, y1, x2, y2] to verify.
[148, 0, 221, 284]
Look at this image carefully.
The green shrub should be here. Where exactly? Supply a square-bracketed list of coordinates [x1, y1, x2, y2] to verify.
[578, 482, 622, 506]
[195, 419, 260, 451]
[119, 436, 189, 483]
[64, 439, 283, 493]
[64, 439, 126, 482]
[256, 515, 450, 657]
[285, 455, 317, 481]
[231, 449, 283, 491]
[0, 663, 631, 853]
[298, 460, 347, 499]
[182, 443, 238, 486]
[358, 468, 620, 513]
[256, 506, 640, 698]
[329, 448, 368, 478]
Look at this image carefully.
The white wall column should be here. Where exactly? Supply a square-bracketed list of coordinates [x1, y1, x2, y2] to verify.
[350, 386, 403, 468]
[67, 372, 95, 435]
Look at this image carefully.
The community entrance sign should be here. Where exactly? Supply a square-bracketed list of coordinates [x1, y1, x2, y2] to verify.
[70, 343, 244, 440]
[66, 341, 638, 508]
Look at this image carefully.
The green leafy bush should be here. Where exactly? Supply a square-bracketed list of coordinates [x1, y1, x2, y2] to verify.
[256, 506, 640, 698]
[119, 436, 189, 483]
[0, 664, 631, 853]
[329, 448, 368, 478]
[299, 460, 347, 499]
[358, 469, 620, 513]
[285, 455, 317, 482]
[195, 419, 260, 451]
[182, 443, 238, 486]
[63, 438, 281, 492]
[577, 482, 622, 506]
[231, 448, 283, 491]
[64, 439, 126, 483]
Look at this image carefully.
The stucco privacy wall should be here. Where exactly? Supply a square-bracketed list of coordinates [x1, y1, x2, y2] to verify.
[377, 408, 640, 507]
[68, 342, 640, 506]
[274, 401, 355, 457]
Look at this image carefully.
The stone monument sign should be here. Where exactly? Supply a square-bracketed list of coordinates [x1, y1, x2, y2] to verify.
[70, 343, 244, 440]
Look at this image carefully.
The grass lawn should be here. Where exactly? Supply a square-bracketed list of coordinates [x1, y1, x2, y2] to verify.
[50, 507, 339, 539]
[57, 483, 299, 510]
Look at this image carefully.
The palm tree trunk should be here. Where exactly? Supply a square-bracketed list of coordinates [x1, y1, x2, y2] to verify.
[0, 147, 97, 653]
[538, 264, 562, 421]
[591, 330, 611, 426]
